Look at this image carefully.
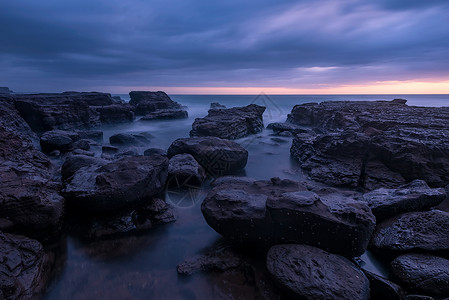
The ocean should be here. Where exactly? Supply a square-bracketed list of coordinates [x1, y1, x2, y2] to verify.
[43, 94, 448, 299]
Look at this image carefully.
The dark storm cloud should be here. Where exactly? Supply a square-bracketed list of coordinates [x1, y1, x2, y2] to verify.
[1, 0, 448, 91]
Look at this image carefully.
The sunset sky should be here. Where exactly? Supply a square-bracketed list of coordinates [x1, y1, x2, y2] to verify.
[1, 0, 449, 94]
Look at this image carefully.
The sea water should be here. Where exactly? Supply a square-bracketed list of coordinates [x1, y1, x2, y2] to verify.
[42, 94, 449, 299]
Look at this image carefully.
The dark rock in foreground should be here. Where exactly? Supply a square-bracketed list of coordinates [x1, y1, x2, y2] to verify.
[190, 104, 266, 139]
[0, 232, 50, 299]
[363, 269, 405, 300]
[167, 137, 248, 177]
[202, 177, 375, 257]
[370, 210, 449, 257]
[0, 96, 64, 237]
[285, 100, 449, 189]
[63, 155, 168, 212]
[267, 244, 370, 300]
[362, 180, 446, 220]
[390, 254, 449, 298]
[129, 91, 186, 116]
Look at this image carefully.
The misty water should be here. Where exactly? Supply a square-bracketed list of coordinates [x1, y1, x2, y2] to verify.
[42, 94, 449, 299]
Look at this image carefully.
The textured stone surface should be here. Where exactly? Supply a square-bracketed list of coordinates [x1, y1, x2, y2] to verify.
[267, 244, 370, 300]
[190, 104, 266, 139]
[363, 269, 405, 300]
[168, 154, 206, 186]
[129, 91, 185, 115]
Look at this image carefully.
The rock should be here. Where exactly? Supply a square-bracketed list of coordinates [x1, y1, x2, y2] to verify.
[278, 131, 293, 137]
[109, 133, 151, 146]
[0, 96, 64, 237]
[190, 104, 266, 139]
[71, 139, 91, 151]
[167, 137, 248, 177]
[71, 149, 95, 156]
[202, 178, 375, 257]
[210, 102, 226, 110]
[363, 269, 405, 300]
[129, 91, 184, 115]
[267, 244, 370, 300]
[0, 87, 13, 94]
[168, 154, 206, 186]
[267, 122, 311, 134]
[0, 232, 50, 299]
[40, 130, 75, 152]
[140, 109, 188, 120]
[94, 104, 135, 123]
[404, 295, 434, 300]
[177, 246, 242, 276]
[102, 145, 119, 155]
[144, 148, 167, 156]
[63, 155, 168, 212]
[75, 130, 103, 142]
[362, 180, 446, 220]
[287, 100, 449, 189]
[61, 155, 106, 181]
[390, 254, 449, 298]
[370, 210, 449, 257]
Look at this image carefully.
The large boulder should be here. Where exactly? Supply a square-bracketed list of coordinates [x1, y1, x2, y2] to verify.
[363, 270, 405, 300]
[167, 137, 248, 177]
[370, 210, 449, 257]
[362, 180, 446, 220]
[286, 100, 449, 189]
[0, 232, 50, 299]
[168, 154, 206, 186]
[62, 155, 168, 212]
[129, 91, 185, 115]
[94, 104, 135, 123]
[190, 104, 266, 139]
[201, 177, 376, 257]
[0, 96, 64, 237]
[390, 254, 449, 298]
[267, 244, 370, 300]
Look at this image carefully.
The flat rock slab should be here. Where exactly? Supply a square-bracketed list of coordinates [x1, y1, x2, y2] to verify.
[202, 178, 375, 257]
[370, 210, 449, 257]
[267, 244, 370, 300]
[390, 254, 449, 298]
[190, 104, 266, 139]
[167, 137, 248, 177]
[363, 180, 446, 220]
[0, 232, 49, 299]
[63, 155, 168, 212]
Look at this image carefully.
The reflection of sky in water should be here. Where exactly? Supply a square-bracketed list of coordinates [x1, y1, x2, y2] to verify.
[43, 95, 433, 299]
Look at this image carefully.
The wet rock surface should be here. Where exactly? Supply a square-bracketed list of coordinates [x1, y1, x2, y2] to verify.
[0, 96, 64, 237]
[63, 155, 168, 212]
[168, 154, 206, 186]
[202, 177, 375, 257]
[190, 104, 266, 139]
[266, 244, 370, 300]
[362, 180, 446, 220]
[370, 210, 449, 257]
[390, 254, 449, 298]
[0, 232, 50, 299]
[284, 100, 449, 189]
[167, 137, 248, 177]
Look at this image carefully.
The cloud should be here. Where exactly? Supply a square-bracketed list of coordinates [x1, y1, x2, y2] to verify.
[0, 0, 448, 92]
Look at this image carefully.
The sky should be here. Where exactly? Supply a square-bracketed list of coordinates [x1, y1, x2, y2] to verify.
[1, 0, 449, 94]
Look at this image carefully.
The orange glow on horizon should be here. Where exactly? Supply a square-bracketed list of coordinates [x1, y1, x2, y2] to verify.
[106, 79, 449, 95]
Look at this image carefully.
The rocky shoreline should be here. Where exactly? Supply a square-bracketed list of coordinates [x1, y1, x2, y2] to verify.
[1, 91, 448, 299]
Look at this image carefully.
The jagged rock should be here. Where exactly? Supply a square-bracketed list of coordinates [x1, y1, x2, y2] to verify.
[129, 91, 184, 115]
[390, 254, 449, 298]
[287, 100, 449, 189]
[168, 154, 206, 186]
[62, 155, 168, 212]
[202, 178, 375, 257]
[370, 210, 449, 257]
[61, 155, 106, 181]
[267, 244, 370, 300]
[167, 137, 248, 177]
[140, 109, 188, 120]
[190, 104, 266, 139]
[363, 269, 405, 300]
[95, 104, 135, 123]
[0, 232, 50, 299]
[0, 96, 64, 237]
[109, 133, 151, 146]
[362, 180, 446, 220]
